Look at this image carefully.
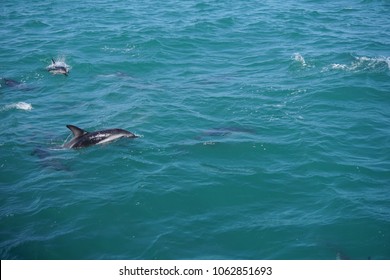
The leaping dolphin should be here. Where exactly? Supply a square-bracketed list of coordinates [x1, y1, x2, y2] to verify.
[47, 58, 70, 76]
[64, 124, 138, 149]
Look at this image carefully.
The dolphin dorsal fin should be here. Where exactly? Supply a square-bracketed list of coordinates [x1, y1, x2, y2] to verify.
[51, 58, 56, 64]
[66, 125, 87, 137]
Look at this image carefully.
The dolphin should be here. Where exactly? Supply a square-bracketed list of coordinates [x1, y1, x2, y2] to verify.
[195, 126, 256, 140]
[1, 78, 34, 91]
[63, 124, 138, 148]
[2, 78, 21, 87]
[47, 58, 70, 76]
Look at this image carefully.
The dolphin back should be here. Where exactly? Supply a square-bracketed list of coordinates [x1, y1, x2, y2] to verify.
[66, 124, 87, 137]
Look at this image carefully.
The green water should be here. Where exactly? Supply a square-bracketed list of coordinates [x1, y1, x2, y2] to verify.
[1, 0, 389, 259]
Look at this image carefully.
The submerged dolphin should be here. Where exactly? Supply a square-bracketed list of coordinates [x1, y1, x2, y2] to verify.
[1, 78, 34, 91]
[64, 124, 138, 148]
[195, 126, 257, 140]
[31, 147, 69, 171]
[2, 78, 21, 87]
[47, 58, 70, 76]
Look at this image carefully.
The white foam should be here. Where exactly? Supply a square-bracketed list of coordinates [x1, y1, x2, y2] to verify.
[292, 53, 307, 67]
[13, 102, 33, 110]
[356, 56, 390, 70]
[2, 102, 33, 111]
[326, 55, 390, 72]
[46, 56, 71, 71]
[330, 63, 349, 70]
[102, 45, 135, 54]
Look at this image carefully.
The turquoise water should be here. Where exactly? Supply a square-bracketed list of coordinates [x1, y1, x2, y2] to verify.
[1, 0, 390, 260]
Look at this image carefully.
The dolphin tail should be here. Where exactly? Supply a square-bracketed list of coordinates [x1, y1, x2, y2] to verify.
[66, 125, 87, 137]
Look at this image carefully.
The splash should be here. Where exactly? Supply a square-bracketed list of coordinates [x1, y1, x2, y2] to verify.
[52, 55, 70, 66]
[2, 102, 33, 111]
[292, 53, 307, 67]
[46, 56, 71, 75]
[329, 63, 349, 70]
[356, 56, 390, 71]
[101, 44, 136, 54]
[327, 55, 390, 72]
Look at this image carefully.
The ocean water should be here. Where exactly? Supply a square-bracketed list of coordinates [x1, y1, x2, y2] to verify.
[1, 0, 389, 260]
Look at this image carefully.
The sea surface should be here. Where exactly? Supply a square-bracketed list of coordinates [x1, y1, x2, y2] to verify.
[1, 0, 389, 260]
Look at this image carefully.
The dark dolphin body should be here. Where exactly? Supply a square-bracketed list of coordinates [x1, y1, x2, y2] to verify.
[2, 78, 21, 87]
[64, 124, 138, 149]
[1, 78, 34, 91]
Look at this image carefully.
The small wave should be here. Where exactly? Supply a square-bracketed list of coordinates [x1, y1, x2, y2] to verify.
[1, 102, 33, 111]
[292, 53, 307, 67]
[101, 45, 136, 54]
